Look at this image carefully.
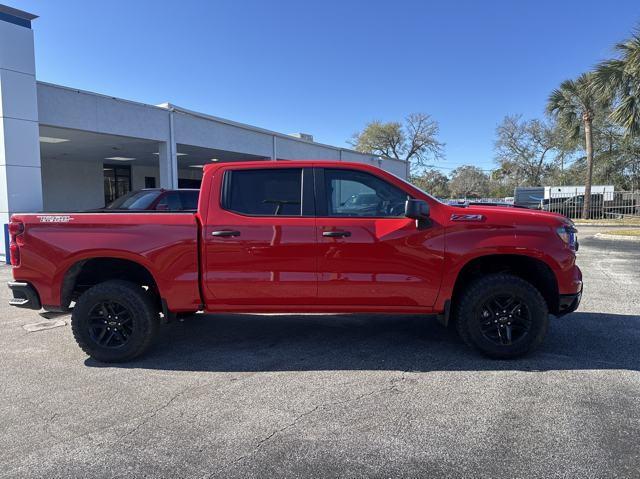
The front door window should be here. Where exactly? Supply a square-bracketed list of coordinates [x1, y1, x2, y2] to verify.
[323, 168, 408, 217]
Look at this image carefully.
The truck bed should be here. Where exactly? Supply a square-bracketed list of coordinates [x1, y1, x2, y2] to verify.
[10, 212, 202, 312]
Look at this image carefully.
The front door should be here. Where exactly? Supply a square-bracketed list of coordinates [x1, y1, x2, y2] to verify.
[315, 167, 444, 308]
[202, 166, 317, 308]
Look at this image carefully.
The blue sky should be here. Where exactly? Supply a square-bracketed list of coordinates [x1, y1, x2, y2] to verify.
[9, 0, 640, 172]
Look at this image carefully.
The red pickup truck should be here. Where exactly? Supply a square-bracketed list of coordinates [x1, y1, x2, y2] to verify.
[7, 161, 582, 362]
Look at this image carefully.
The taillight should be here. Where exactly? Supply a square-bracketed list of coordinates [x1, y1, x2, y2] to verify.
[8, 221, 24, 237]
[9, 243, 20, 266]
[8, 219, 24, 266]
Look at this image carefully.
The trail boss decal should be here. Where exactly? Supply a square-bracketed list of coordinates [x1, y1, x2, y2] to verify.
[37, 215, 74, 223]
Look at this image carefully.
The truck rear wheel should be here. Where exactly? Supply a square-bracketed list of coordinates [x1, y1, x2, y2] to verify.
[454, 274, 548, 359]
[71, 280, 159, 362]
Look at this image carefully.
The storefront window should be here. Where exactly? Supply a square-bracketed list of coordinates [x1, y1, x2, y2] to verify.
[103, 165, 132, 206]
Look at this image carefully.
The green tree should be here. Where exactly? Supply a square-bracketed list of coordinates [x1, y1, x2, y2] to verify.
[547, 73, 603, 219]
[559, 113, 640, 190]
[593, 30, 640, 136]
[350, 113, 444, 178]
[488, 168, 518, 198]
[449, 165, 490, 199]
[411, 169, 450, 198]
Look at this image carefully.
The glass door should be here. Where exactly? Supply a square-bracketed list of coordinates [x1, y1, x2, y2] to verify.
[103, 165, 132, 206]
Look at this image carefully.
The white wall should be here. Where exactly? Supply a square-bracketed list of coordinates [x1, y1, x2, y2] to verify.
[41, 161, 204, 213]
[37, 83, 170, 142]
[178, 167, 203, 182]
[41, 158, 104, 211]
[174, 112, 273, 158]
[275, 136, 340, 160]
[0, 17, 42, 260]
[131, 164, 159, 190]
[131, 165, 202, 190]
[379, 158, 407, 179]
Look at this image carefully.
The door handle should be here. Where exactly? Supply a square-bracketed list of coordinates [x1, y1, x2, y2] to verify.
[211, 230, 241, 237]
[322, 230, 351, 238]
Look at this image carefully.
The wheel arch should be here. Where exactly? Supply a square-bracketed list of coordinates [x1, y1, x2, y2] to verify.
[446, 253, 560, 323]
[60, 256, 161, 311]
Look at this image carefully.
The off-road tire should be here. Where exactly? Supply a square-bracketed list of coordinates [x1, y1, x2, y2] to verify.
[71, 280, 159, 362]
[453, 274, 548, 359]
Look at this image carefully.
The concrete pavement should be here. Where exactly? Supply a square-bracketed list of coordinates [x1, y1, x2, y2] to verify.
[0, 230, 639, 478]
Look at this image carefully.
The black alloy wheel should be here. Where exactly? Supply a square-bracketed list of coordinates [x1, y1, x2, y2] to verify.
[454, 274, 548, 359]
[478, 294, 531, 346]
[87, 300, 134, 349]
[71, 280, 159, 362]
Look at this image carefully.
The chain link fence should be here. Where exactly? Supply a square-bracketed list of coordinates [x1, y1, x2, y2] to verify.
[444, 190, 640, 220]
[543, 189, 640, 219]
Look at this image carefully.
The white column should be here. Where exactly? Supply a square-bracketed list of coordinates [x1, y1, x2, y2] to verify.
[158, 140, 177, 188]
[272, 135, 277, 160]
[0, 7, 42, 261]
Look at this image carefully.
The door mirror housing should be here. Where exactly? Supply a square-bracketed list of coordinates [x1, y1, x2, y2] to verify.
[405, 199, 430, 220]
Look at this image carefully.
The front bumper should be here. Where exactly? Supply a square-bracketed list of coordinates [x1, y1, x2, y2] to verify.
[557, 286, 582, 316]
[7, 281, 41, 310]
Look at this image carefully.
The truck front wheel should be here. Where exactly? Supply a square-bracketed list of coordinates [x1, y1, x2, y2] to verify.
[71, 280, 159, 362]
[454, 274, 548, 359]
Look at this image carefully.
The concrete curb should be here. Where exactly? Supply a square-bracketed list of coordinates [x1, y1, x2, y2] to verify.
[594, 233, 640, 242]
[575, 224, 640, 228]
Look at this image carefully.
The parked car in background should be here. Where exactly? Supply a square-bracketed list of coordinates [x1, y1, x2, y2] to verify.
[542, 194, 604, 219]
[513, 186, 545, 209]
[103, 189, 199, 211]
[603, 192, 639, 218]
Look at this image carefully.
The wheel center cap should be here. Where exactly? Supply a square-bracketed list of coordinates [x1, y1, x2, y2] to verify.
[108, 321, 117, 326]
[499, 316, 508, 323]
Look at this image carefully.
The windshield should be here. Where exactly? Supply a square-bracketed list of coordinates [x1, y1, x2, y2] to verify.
[106, 190, 161, 210]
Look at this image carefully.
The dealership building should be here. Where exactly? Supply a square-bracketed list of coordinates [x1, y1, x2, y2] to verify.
[0, 5, 405, 260]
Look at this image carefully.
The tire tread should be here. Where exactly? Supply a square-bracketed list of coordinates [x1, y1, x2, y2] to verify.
[453, 273, 548, 358]
[71, 280, 158, 362]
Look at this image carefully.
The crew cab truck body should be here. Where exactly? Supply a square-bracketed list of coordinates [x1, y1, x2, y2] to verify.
[8, 161, 582, 361]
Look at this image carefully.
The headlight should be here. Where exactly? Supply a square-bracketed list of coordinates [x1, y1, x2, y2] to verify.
[556, 225, 578, 251]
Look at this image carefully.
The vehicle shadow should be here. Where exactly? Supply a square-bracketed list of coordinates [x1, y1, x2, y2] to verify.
[86, 312, 640, 372]
[85, 311, 640, 372]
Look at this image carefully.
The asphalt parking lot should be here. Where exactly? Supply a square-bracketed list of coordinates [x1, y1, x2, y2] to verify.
[1, 226, 639, 478]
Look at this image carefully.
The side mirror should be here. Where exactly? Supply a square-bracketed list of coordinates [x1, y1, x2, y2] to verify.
[405, 199, 430, 220]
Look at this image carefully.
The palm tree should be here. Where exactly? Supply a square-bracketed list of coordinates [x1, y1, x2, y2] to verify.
[593, 31, 640, 136]
[547, 73, 600, 219]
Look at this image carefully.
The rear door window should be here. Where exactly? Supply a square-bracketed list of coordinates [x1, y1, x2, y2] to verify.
[222, 168, 303, 216]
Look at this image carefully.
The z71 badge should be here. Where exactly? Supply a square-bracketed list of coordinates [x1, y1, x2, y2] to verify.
[37, 215, 74, 223]
[450, 214, 484, 222]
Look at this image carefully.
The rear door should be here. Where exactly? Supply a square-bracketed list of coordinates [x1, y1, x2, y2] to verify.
[315, 167, 444, 308]
[202, 166, 317, 308]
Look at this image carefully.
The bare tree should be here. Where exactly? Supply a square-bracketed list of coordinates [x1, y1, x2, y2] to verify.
[412, 168, 450, 197]
[350, 113, 445, 178]
[494, 115, 563, 187]
[449, 165, 490, 199]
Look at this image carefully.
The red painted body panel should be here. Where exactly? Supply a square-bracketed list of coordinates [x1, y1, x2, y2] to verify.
[10, 160, 581, 315]
[316, 218, 444, 307]
[200, 163, 317, 307]
[10, 213, 201, 312]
